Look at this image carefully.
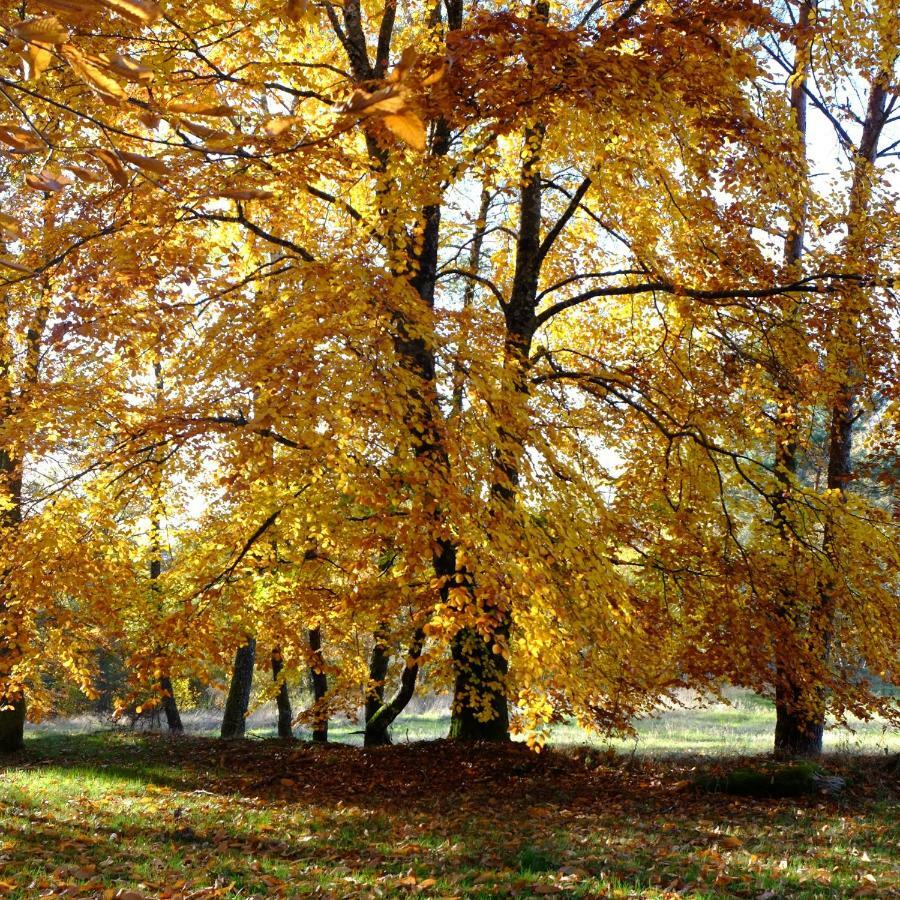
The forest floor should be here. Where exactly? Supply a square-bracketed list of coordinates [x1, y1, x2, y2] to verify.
[1, 733, 898, 899]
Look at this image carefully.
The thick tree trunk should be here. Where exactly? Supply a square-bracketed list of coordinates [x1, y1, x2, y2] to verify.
[159, 675, 184, 734]
[770, 4, 821, 758]
[778, 77, 888, 756]
[272, 647, 293, 739]
[0, 697, 25, 753]
[326, 0, 469, 744]
[364, 626, 390, 744]
[449, 627, 510, 741]
[774, 680, 824, 757]
[307, 627, 328, 743]
[221, 637, 256, 739]
[0, 209, 51, 755]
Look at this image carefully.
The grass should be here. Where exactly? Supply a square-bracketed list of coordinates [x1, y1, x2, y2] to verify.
[36, 688, 899, 756]
[1, 727, 898, 898]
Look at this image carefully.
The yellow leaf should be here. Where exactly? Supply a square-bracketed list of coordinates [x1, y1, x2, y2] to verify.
[382, 111, 426, 150]
[180, 120, 227, 141]
[99, 51, 154, 83]
[386, 46, 419, 84]
[264, 116, 297, 137]
[26, 170, 70, 192]
[137, 109, 163, 129]
[64, 164, 105, 183]
[343, 86, 406, 117]
[12, 16, 69, 44]
[89, 148, 130, 186]
[285, 0, 312, 22]
[0, 213, 23, 239]
[62, 45, 128, 102]
[19, 42, 54, 81]
[202, 135, 245, 153]
[95, 0, 160, 24]
[422, 61, 447, 86]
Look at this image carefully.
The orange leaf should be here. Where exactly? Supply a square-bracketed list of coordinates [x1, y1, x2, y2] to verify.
[62, 45, 128, 102]
[382, 111, 427, 150]
[118, 149, 168, 174]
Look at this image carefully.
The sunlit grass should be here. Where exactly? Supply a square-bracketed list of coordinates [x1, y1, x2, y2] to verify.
[27, 688, 899, 755]
[2, 725, 898, 898]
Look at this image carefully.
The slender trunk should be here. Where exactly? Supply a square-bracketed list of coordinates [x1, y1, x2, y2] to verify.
[776, 75, 887, 756]
[772, 4, 818, 756]
[0, 306, 36, 751]
[0, 249, 50, 753]
[451, 185, 492, 415]
[159, 676, 184, 734]
[307, 627, 328, 742]
[0, 449, 24, 753]
[450, 104, 549, 739]
[326, 0, 464, 742]
[221, 637, 256, 739]
[364, 628, 425, 746]
[150, 359, 183, 735]
[272, 646, 293, 739]
[365, 625, 390, 733]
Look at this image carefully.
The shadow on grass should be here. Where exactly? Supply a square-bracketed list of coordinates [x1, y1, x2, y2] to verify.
[2, 733, 898, 897]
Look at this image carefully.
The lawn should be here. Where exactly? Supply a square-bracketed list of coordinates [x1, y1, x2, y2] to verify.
[36, 689, 899, 757]
[1, 728, 897, 898]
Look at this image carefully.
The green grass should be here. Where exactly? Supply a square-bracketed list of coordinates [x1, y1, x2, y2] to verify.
[288, 689, 899, 755]
[34, 689, 898, 757]
[1, 731, 898, 898]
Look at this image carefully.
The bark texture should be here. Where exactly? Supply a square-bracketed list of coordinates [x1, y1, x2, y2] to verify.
[308, 628, 328, 743]
[364, 628, 425, 746]
[159, 676, 184, 734]
[221, 638, 256, 739]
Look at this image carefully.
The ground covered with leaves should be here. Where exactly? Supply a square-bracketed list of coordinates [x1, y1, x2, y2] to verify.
[1, 734, 897, 898]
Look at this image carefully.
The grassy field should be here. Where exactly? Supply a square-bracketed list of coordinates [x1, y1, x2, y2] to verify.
[32, 689, 899, 756]
[2, 710, 898, 898]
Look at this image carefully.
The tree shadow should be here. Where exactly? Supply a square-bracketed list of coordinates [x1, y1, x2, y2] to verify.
[1, 735, 896, 897]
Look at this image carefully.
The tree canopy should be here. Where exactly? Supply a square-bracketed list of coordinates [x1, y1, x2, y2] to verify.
[1, 0, 897, 755]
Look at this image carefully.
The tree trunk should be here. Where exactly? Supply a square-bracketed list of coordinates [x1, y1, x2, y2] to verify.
[364, 626, 390, 744]
[221, 637, 256, 739]
[0, 696, 25, 754]
[272, 647, 293, 739]
[150, 359, 183, 736]
[449, 102, 549, 741]
[769, 2, 823, 758]
[159, 675, 184, 734]
[449, 626, 510, 741]
[325, 0, 466, 745]
[307, 627, 328, 743]
[364, 628, 425, 747]
[774, 680, 824, 757]
[0, 449, 24, 755]
[777, 77, 888, 756]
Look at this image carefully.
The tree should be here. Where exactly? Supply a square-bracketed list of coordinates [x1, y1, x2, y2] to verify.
[1, 0, 896, 752]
